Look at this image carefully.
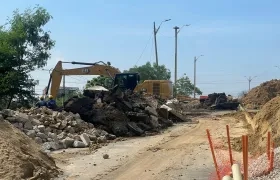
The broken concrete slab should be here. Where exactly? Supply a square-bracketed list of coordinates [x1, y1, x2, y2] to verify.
[80, 133, 91, 147]
[73, 140, 86, 148]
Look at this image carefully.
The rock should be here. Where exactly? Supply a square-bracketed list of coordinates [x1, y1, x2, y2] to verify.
[111, 121, 128, 136]
[105, 134, 116, 140]
[65, 126, 75, 133]
[42, 142, 62, 151]
[1, 109, 15, 118]
[127, 122, 144, 136]
[13, 122, 23, 130]
[24, 121, 33, 130]
[50, 122, 60, 129]
[37, 132, 48, 140]
[73, 135, 82, 141]
[56, 113, 65, 120]
[97, 136, 107, 143]
[5, 117, 18, 123]
[137, 122, 152, 131]
[57, 132, 67, 140]
[61, 137, 74, 148]
[80, 133, 91, 147]
[150, 115, 159, 128]
[34, 137, 43, 144]
[37, 125, 45, 133]
[88, 134, 97, 141]
[59, 120, 68, 130]
[88, 123, 94, 128]
[73, 140, 86, 148]
[103, 154, 109, 159]
[145, 106, 158, 116]
[27, 130, 36, 138]
[48, 132, 58, 141]
[158, 107, 169, 119]
[0, 114, 3, 121]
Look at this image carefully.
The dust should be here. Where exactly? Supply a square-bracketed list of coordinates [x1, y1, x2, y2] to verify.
[0, 120, 59, 180]
[241, 79, 280, 108]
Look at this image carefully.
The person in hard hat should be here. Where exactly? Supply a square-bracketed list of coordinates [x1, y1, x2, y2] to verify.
[47, 95, 57, 109]
[35, 96, 47, 108]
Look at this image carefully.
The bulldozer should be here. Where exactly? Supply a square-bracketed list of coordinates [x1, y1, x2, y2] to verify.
[44, 61, 173, 99]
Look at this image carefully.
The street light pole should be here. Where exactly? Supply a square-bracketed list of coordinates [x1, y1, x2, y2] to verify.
[245, 76, 257, 91]
[193, 55, 203, 98]
[153, 19, 171, 65]
[173, 24, 190, 89]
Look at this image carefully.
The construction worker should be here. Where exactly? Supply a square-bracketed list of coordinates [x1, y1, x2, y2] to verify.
[47, 95, 57, 109]
[35, 96, 47, 108]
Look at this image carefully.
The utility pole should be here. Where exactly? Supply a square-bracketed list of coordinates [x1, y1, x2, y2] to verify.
[153, 19, 171, 65]
[173, 24, 190, 88]
[245, 76, 257, 91]
[193, 55, 204, 98]
[174, 26, 179, 88]
[63, 75, 66, 106]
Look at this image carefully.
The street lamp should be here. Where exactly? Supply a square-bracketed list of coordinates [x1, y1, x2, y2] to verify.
[193, 55, 204, 98]
[174, 24, 191, 90]
[244, 76, 257, 91]
[153, 19, 171, 65]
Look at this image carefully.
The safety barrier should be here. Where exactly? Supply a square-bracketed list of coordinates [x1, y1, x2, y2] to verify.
[207, 125, 275, 180]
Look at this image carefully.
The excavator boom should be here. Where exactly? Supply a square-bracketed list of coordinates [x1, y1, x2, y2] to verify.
[46, 61, 121, 98]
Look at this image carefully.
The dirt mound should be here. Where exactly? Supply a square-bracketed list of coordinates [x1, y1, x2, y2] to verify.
[242, 79, 280, 108]
[251, 96, 280, 147]
[0, 116, 59, 179]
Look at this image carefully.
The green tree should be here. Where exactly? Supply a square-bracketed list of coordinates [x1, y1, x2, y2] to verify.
[0, 5, 55, 108]
[174, 75, 202, 96]
[124, 62, 171, 82]
[85, 75, 112, 89]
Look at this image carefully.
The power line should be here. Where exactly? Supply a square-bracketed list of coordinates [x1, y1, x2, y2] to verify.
[135, 31, 153, 65]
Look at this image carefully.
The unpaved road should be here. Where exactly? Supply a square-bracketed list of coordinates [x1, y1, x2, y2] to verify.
[53, 113, 247, 180]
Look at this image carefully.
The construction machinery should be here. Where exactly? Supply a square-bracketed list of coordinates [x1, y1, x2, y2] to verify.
[44, 61, 173, 99]
[199, 93, 240, 110]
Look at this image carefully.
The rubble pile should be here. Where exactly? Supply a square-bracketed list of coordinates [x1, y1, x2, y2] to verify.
[63, 93, 191, 137]
[0, 114, 59, 180]
[242, 79, 280, 108]
[1, 107, 115, 152]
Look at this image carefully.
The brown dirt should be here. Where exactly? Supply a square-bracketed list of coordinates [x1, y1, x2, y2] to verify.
[0, 120, 59, 180]
[241, 79, 280, 108]
[229, 96, 280, 154]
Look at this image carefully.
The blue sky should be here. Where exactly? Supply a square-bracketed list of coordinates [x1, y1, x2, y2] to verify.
[1, 0, 280, 97]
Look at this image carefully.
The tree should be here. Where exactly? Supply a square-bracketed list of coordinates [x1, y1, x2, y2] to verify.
[124, 62, 171, 82]
[85, 75, 112, 89]
[174, 75, 202, 96]
[0, 5, 55, 108]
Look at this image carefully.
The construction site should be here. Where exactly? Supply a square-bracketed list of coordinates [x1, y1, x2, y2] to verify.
[1, 2, 280, 180]
[1, 76, 280, 180]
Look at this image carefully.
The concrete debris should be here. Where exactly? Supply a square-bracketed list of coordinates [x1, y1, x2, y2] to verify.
[62, 92, 192, 137]
[103, 154, 109, 159]
[0, 107, 116, 152]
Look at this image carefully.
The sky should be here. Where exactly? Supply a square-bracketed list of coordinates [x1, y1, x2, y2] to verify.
[1, 0, 280, 97]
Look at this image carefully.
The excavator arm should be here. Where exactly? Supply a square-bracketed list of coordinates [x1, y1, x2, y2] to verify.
[45, 61, 121, 98]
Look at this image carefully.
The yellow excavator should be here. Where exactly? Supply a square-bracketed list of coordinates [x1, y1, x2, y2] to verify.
[45, 61, 173, 99]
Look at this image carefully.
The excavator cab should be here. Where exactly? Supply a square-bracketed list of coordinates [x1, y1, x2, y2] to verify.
[113, 73, 140, 91]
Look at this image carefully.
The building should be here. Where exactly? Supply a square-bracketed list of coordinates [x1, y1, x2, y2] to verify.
[43, 86, 79, 98]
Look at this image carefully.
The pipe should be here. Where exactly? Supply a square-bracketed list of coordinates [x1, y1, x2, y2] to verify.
[222, 175, 232, 180]
[232, 164, 242, 180]
[226, 125, 233, 166]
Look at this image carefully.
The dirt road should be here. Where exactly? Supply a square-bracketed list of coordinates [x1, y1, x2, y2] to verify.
[53, 113, 247, 180]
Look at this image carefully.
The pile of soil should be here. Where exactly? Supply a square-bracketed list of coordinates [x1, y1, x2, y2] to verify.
[251, 96, 280, 147]
[0, 118, 59, 179]
[242, 79, 280, 108]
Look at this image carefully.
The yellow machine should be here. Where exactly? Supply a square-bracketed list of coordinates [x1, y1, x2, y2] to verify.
[134, 80, 173, 99]
[45, 61, 173, 99]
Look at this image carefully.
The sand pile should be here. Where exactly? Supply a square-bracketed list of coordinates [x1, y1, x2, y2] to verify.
[0, 115, 59, 180]
[250, 96, 280, 147]
[242, 79, 280, 108]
